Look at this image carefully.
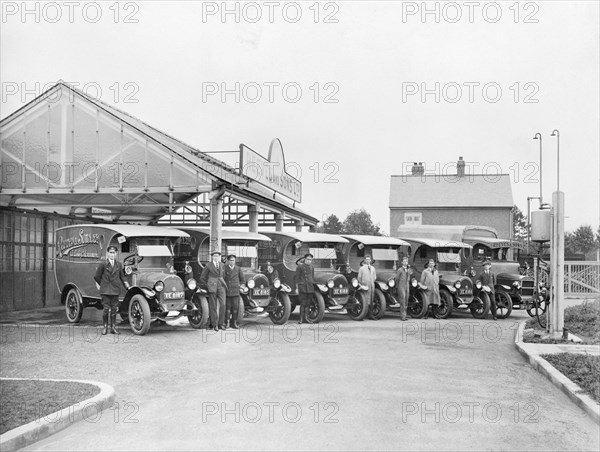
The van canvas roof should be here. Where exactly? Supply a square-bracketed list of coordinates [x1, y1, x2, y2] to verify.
[342, 235, 410, 246]
[262, 231, 348, 244]
[178, 228, 271, 242]
[57, 225, 189, 238]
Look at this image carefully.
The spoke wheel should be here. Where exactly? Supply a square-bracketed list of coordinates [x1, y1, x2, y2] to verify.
[433, 290, 453, 319]
[65, 288, 84, 323]
[129, 294, 151, 335]
[369, 289, 387, 320]
[306, 292, 325, 324]
[495, 292, 513, 319]
[188, 295, 209, 329]
[408, 290, 428, 319]
[346, 292, 369, 321]
[470, 294, 490, 319]
[269, 293, 291, 325]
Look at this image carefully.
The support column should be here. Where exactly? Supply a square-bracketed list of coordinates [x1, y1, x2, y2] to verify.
[295, 219, 304, 232]
[275, 213, 284, 232]
[248, 203, 259, 233]
[210, 188, 226, 253]
[551, 191, 565, 337]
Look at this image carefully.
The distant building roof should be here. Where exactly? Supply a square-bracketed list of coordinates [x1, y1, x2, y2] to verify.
[389, 174, 514, 209]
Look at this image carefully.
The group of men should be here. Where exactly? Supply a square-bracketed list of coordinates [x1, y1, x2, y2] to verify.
[94, 248, 499, 333]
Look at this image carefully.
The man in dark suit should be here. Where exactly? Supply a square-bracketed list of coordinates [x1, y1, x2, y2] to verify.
[200, 250, 228, 331]
[294, 253, 314, 324]
[479, 259, 498, 320]
[224, 254, 245, 329]
[94, 245, 130, 335]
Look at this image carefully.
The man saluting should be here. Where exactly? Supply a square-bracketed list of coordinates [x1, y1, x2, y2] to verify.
[94, 245, 130, 335]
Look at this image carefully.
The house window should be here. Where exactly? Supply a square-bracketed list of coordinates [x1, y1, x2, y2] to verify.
[404, 212, 422, 225]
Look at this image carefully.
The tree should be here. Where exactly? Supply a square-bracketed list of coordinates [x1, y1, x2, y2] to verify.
[512, 205, 528, 243]
[564, 231, 577, 255]
[572, 225, 596, 256]
[342, 209, 382, 235]
[321, 214, 343, 234]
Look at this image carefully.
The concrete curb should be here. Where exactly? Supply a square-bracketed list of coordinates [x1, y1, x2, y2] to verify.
[0, 377, 115, 452]
[514, 321, 600, 424]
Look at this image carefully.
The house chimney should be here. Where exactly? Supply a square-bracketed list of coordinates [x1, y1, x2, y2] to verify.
[412, 162, 424, 175]
[457, 156, 465, 177]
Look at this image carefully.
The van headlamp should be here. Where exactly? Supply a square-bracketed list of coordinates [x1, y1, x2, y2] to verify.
[247, 279, 256, 289]
[154, 281, 164, 292]
[187, 279, 197, 290]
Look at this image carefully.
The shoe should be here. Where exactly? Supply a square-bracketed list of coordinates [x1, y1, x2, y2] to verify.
[102, 323, 108, 335]
[213, 326, 219, 332]
[110, 314, 119, 334]
[231, 323, 239, 329]
[219, 324, 226, 330]
[401, 317, 407, 321]
[493, 316, 498, 321]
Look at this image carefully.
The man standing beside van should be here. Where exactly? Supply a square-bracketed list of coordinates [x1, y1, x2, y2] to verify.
[479, 259, 498, 320]
[394, 256, 412, 321]
[200, 250, 228, 331]
[295, 253, 315, 324]
[224, 254, 244, 329]
[94, 245, 130, 335]
[358, 255, 376, 310]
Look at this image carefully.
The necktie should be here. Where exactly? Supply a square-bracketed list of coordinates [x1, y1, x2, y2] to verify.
[109, 260, 114, 267]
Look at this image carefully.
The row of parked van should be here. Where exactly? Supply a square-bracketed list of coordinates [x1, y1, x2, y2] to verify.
[55, 224, 547, 335]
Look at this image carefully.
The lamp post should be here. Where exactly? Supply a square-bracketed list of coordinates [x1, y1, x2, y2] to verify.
[533, 133, 543, 202]
[551, 130, 560, 191]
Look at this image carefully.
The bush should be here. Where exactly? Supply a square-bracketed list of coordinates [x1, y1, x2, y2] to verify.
[541, 353, 600, 404]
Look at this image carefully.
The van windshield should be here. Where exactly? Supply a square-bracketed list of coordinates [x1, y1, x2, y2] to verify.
[371, 247, 399, 270]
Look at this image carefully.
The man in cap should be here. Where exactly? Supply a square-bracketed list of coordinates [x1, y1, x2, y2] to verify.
[294, 253, 315, 324]
[94, 245, 130, 335]
[394, 256, 412, 321]
[479, 259, 498, 320]
[200, 250, 228, 331]
[224, 254, 245, 329]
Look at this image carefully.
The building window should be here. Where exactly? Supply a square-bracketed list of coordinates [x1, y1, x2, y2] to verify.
[404, 212, 422, 225]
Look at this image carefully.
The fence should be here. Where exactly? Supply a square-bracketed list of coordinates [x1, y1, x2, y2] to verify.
[565, 261, 600, 296]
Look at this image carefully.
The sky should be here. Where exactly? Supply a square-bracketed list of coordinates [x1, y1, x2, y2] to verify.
[1, 0, 599, 235]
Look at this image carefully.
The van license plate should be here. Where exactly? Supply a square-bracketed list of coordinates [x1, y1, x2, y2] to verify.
[333, 288, 348, 295]
[164, 291, 184, 300]
[253, 288, 270, 296]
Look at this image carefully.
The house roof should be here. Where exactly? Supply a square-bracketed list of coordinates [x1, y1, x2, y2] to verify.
[389, 174, 514, 208]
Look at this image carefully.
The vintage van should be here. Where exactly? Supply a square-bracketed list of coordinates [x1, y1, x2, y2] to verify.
[173, 228, 292, 325]
[259, 232, 368, 323]
[339, 235, 411, 319]
[55, 225, 197, 335]
[395, 235, 488, 319]
[397, 225, 537, 319]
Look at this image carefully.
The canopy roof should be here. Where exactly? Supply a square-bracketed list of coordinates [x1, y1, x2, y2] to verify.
[1, 82, 317, 227]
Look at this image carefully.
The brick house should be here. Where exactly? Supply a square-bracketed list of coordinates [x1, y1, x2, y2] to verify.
[389, 157, 515, 240]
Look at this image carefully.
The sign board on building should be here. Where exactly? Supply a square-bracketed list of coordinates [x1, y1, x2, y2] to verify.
[239, 139, 302, 203]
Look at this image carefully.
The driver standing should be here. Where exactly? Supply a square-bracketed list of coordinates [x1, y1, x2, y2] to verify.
[94, 245, 130, 335]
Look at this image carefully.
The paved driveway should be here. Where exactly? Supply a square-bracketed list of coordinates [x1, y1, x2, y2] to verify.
[1, 308, 598, 451]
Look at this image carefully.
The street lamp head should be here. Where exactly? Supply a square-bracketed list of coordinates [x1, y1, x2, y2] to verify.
[551, 129, 559, 137]
[533, 133, 542, 140]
